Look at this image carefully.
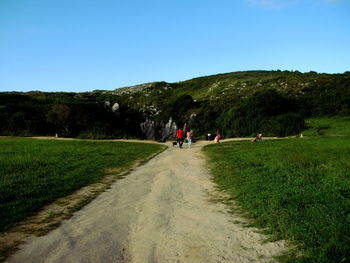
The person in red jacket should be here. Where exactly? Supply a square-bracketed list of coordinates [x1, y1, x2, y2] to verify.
[176, 128, 184, 148]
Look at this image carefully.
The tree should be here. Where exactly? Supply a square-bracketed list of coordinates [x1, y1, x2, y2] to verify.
[161, 94, 194, 128]
[47, 104, 73, 136]
[219, 89, 304, 137]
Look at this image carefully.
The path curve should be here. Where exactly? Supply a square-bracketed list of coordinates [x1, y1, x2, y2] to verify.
[6, 140, 287, 263]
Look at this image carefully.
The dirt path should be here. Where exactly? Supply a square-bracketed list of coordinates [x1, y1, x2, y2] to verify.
[5, 140, 287, 263]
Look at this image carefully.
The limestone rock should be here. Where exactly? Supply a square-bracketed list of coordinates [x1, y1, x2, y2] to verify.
[160, 118, 177, 142]
[112, 103, 119, 112]
[140, 119, 156, 139]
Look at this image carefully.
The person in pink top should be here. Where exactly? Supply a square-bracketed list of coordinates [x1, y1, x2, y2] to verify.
[176, 128, 184, 148]
[186, 130, 193, 148]
[214, 133, 220, 143]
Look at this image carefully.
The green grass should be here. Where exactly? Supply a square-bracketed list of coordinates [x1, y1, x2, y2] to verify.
[0, 138, 164, 231]
[302, 116, 350, 136]
[203, 137, 350, 263]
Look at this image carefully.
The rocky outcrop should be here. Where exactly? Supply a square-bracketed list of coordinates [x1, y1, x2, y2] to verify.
[140, 118, 177, 141]
[112, 103, 119, 112]
[140, 119, 156, 140]
[160, 118, 177, 142]
[103, 101, 119, 112]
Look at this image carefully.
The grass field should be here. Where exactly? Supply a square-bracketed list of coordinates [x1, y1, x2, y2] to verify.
[203, 137, 350, 263]
[302, 116, 350, 136]
[0, 138, 164, 232]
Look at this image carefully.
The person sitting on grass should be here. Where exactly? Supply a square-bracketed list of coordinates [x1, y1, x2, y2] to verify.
[214, 134, 221, 143]
[252, 133, 263, 142]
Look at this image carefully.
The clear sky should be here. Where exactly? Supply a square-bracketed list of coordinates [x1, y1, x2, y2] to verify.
[0, 0, 349, 92]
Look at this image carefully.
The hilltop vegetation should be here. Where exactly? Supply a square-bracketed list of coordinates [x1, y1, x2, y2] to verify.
[1, 70, 349, 139]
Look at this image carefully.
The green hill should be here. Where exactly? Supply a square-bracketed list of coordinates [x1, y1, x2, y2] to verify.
[1, 70, 349, 139]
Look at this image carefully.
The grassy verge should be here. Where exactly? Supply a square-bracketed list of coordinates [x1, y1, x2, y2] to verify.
[302, 116, 350, 136]
[0, 138, 165, 232]
[203, 137, 350, 263]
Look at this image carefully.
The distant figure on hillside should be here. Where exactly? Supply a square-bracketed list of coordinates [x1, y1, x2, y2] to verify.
[186, 130, 193, 148]
[214, 134, 220, 143]
[176, 128, 184, 148]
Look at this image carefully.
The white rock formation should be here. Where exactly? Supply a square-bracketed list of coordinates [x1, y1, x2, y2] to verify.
[112, 103, 119, 112]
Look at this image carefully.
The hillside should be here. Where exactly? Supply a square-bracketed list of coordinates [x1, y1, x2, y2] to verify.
[103, 70, 349, 110]
[1, 70, 349, 140]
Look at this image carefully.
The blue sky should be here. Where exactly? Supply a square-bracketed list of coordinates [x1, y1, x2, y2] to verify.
[0, 0, 349, 92]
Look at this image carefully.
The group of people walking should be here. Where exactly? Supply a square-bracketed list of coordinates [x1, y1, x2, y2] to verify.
[175, 129, 221, 148]
[175, 128, 263, 147]
[176, 128, 193, 148]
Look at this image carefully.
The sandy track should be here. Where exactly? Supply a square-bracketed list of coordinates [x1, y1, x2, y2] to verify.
[6, 140, 287, 263]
